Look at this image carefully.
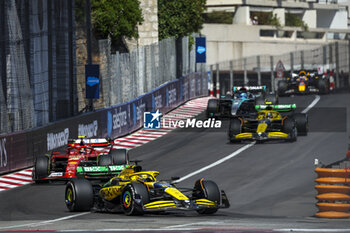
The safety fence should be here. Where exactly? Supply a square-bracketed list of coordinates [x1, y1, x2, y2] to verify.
[209, 41, 350, 96]
[315, 157, 350, 218]
[0, 0, 76, 133]
[0, 1, 202, 135]
[0, 72, 207, 175]
[93, 36, 201, 110]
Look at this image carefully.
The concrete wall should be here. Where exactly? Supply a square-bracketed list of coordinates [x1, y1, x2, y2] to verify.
[233, 6, 251, 25]
[273, 8, 285, 26]
[303, 9, 317, 28]
[329, 9, 348, 29]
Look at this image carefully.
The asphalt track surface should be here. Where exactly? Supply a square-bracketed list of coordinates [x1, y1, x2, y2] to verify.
[1, 92, 350, 232]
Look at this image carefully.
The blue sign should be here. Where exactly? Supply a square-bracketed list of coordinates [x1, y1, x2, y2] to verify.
[86, 76, 99, 87]
[85, 64, 100, 99]
[143, 110, 161, 129]
[197, 46, 206, 54]
[195, 37, 206, 63]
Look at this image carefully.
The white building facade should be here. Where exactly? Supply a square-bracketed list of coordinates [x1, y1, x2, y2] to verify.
[202, 0, 349, 65]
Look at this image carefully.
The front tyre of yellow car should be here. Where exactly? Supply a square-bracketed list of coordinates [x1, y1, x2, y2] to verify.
[193, 180, 220, 214]
[65, 179, 93, 212]
[121, 182, 149, 216]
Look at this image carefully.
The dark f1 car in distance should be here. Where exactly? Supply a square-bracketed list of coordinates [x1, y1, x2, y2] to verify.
[32, 137, 129, 183]
[207, 85, 278, 119]
[278, 70, 329, 96]
[228, 104, 308, 143]
[65, 164, 230, 215]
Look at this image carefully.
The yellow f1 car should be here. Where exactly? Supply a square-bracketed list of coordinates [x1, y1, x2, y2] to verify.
[228, 104, 308, 143]
[65, 164, 230, 215]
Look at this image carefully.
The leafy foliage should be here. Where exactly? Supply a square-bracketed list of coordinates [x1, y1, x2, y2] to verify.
[203, 11, 234, 24]
[158, 0, 206, 40]
[91, 0, 143, 43]
[251, 12, 281, 27]
[285, 13, 308, 31]
[75, 0, 143, 50]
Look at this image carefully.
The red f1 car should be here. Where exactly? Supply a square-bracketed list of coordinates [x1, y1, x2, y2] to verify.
[32, 137, 129, 183]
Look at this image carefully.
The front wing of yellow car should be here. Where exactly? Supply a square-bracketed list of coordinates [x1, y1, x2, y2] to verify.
[143, 191, 230, 212]
[232, 131, 290, 141]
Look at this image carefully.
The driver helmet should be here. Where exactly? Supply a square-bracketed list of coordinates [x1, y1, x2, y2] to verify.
[266, 112, 273, 119]
[240, 92, 248, 99]
[79, 147, 86, 154]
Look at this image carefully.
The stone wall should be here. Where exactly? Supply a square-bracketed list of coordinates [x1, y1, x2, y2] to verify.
[138, 0, 159, 46]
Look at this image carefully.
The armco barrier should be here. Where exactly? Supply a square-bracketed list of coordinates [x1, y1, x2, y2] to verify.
[315, 165, 350, 218]
[0, 73, 208, 175]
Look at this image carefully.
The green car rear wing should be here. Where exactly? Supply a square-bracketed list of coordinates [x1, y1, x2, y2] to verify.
[255, 104, 296, 112]
[233, 85, 266, 93]
[76, 164, 129, 177]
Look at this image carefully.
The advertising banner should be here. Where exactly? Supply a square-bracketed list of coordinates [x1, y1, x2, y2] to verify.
[0, 73, 208, 175]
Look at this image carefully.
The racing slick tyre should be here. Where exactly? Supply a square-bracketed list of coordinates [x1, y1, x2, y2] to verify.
[121, 182, 150, 216]
[109, 149, 129, 165]
[317, 79, 329, 95]
[282, 118, 297, 142]
[294, 113, 308, 136]
[193, 180, 220, 214]
[277, 80, 288, 96]
[98, 155, 112, 166]
[255, 96, 265, 105]
[207, 99, 219, 118]
[65, 179, 93, 212]
[228, 118, 242, 143]
[33, 156, 50, 183]
[265, 93, 278, 104]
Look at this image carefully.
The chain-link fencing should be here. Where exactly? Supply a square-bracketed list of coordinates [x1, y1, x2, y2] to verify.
[95, 36, 196, 108]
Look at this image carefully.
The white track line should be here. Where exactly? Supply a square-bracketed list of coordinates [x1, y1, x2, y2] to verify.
[176, 142, 256, 183]
[0, 212, 89, 230]
[177, 95, 321, 183]
[302, 95, 320, 113]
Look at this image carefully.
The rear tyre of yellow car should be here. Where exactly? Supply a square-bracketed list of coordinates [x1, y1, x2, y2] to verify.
[317, 79, 329, 94]
[193, 180, 220, 214]
[294, 113, 308, 136]
[283, 118, 297, 142]
[121, 182, 149, 216]
[65, 179, 93, 212]
[98, 155, 113, 166]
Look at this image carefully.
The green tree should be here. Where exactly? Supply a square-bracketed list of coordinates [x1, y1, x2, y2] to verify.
[203, 11, 234, 24]
[75, 0, 143, 51]
[251, 12, 281, 27]
[158, 0, 207, 40]
[91, 0, 143, 49]
[285, 13, 308, 31]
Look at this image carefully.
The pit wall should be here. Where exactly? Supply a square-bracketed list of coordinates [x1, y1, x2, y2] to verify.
[0, 73, 208, 175]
